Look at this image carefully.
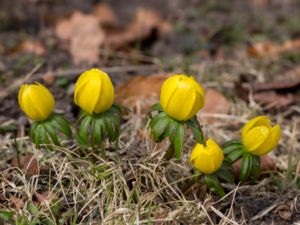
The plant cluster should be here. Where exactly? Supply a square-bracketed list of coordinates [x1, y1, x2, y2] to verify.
[18, 68, 281, 196]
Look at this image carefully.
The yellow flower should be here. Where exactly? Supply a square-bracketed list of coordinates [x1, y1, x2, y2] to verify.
[190, 139, 224, 174]
[74, 68, 114, 114]
[160, 75, 205, 121]
[242, 115, 281, 156]
[18, 82, 55, 121]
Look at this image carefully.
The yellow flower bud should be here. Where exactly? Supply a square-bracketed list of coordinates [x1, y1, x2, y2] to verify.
[18, 82, 55, 121]
[74, 68, 114, 114]
[160, 75, 205, 121]
[242, 115, 281, 156]
[190, 139, 224, 174]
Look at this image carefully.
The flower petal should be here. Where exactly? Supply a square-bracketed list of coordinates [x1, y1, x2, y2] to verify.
[74, 69, 94, 104]
[93, 71, 114, 113]
[251, 124, 281, 155]
[18, 84, 28, 112]
[29, 84, 53, 120]
[242, 115, 271, 140]
[76, 74, 101, 114]
[206, 139, 224, 172]
[160, 75, 205, 121]
[190, 143, 203, 163]
[242, 126, 270, 152]
[160, 75, 180, 114]
[193, 151, 215, 174]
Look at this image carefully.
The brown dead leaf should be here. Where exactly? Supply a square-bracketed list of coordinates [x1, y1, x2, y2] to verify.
[197, 89, 230, 124]
[115, 73, 171, 113]
[92, 3, 117, 26]
[253, 92, 294, 109]
[34, 190, 53, 205]
[55, 11, 105, 64]
[233, 155, 276, 178]
[248, 39, 300, 58]
[275, 204, 293, 221]
[18, 40, 46, 55]
[253, 80, 300, 92]
[42, 72, 56, 85]
[235, 80, 297, 110]
[10, 196, 25, 210]
[116, 73, 169, 100]
[105, 8, 171, 49]
[10, 154, 40, 176]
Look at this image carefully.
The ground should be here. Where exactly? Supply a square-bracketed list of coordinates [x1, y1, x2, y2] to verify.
[0, 0, 300, 224]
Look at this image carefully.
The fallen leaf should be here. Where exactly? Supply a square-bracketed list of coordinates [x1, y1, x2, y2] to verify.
[232, 155, 276, 178]
[9, 196, 25, 210]
[253, 92, 294, 109]
[248, 39, 300, 58]
[115, 73, 171, 113]
[92, 3, 117, 26]
[235, 81, 297, 110]
[55, 11, 105, 64]
[197, 89, 230, 124]
[42, 72, 56, 85]
[275, 204, 293, 221]
[10, 154, 40, 176]
[18, 40, 46, 55]
[34, 190, 51, 205]
[104, 8, 171, 49]
[253, 80, 300, 92]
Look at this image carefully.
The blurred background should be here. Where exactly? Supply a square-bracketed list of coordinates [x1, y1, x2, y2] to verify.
[0, 0, 300, 130]
[0, 1, 300, 224]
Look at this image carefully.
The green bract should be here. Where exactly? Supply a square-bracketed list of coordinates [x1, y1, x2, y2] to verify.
[76, 104, 122, 148]
[222, 140, 261, 182]
[30, 113, 72, 149]
[149, 103, 203, 159]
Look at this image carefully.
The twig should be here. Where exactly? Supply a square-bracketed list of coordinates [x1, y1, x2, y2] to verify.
[210, 205, 240, 225]
[251, 201, 283, 220]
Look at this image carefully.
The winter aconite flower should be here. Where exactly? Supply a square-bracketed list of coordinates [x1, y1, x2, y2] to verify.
[148, 74, 205, 159]
[74, 68, 114, 114]
[18, 82, 71, 148]
[242, 115, 281, 156]
[74, 68, 123, 149]
[190, 139, 224, 174]
[18, 82, 55, 121]
[222, 115, 281, 182]
[160, 75, 205, 121]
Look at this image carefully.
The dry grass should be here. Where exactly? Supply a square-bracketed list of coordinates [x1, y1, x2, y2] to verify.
[1, 57, 300, 225]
